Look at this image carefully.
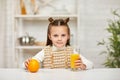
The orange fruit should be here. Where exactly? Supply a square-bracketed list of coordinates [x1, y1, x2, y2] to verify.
[28, 59, 40, 73]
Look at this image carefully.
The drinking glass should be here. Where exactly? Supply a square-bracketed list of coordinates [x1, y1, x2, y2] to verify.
[70, 54, 80, 71]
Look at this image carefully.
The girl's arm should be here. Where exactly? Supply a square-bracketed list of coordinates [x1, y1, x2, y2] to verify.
[23, 49, 44, 69]
[32, 49, 45, 62]
[80, 55, 94, 69]
[73, 49, 94, 70]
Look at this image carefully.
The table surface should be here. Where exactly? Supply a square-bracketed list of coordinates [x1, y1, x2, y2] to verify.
[0, 68, 120, 80]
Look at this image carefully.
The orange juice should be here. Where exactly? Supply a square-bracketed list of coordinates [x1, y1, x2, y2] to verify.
[70, 54, 80, 70]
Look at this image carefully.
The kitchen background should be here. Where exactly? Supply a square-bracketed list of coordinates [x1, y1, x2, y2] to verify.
[0, 0, 120, 68]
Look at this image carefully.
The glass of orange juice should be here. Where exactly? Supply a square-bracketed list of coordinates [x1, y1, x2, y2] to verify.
[70, 54, 80, 71]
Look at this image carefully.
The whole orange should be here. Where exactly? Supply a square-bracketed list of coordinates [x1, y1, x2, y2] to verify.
[28, 59, 40, 73]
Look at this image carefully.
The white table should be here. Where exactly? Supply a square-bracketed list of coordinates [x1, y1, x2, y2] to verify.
[0, 68, 120, 80]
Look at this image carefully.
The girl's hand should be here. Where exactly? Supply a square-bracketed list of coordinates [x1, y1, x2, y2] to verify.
[24, 58, 31, 69]
[75, 58, 86, 70]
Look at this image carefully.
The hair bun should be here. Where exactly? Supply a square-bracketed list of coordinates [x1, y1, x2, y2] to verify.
[64, 18, 70, 23]
[48, 17, 54, 22]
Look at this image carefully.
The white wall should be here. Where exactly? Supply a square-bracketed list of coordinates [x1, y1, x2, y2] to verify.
[78, 0, 120, 68]
[0, 0, 6, 68]
[0, 0, 15, 68]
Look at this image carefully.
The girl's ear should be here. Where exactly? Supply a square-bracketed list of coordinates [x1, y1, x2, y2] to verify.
[67, 34, 70, 40]
[48, 34, 51, 40]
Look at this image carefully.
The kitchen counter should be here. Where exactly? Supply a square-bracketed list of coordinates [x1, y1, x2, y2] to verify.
[0, 68, 120, 80]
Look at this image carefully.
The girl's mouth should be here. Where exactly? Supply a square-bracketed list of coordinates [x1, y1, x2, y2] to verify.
[57, 42, 63, 44]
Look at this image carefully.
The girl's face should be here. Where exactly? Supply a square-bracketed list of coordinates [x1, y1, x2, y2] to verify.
[48, 26, 70, 48]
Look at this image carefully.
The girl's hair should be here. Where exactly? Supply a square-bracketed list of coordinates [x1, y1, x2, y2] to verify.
[46, 17, 70, 46]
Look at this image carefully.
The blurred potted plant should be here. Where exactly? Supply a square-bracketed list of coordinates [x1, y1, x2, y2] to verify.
[98, 10, 120, 68]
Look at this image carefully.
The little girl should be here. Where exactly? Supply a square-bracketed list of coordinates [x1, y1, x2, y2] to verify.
[24, 17, 93, 70]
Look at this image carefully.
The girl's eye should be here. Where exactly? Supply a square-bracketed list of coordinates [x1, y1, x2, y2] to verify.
[62, 34, 66, 37]
[53, 34, 58, 37]
[53, 34, 66, 37]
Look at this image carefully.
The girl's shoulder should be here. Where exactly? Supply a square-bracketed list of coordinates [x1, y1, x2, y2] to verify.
[66, 46, 74, 50]
[43, 45, 51, 51]
[44, 45, 51, 48]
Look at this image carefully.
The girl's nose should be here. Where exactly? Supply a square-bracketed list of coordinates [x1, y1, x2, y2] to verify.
[58, 36, 62, 40]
